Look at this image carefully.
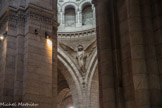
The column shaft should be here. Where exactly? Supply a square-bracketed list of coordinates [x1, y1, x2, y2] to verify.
[96, 1, 117, 108]
[127, 0, 150, 107]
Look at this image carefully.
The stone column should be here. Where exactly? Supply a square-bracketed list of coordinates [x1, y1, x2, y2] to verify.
[75, 10, 78, 25]
[152, 0, 162, 80]
[14, 35, 24, 102]
[79, 10, 82, 26]
[52, 25, 58, 108]
[95, 0, 116, 108]
[141, 0, 162, 108]
[0, 10, 17, 103]
[76, 10, 82, 27]
[60, 11, 63, 24]
[13, 10, 25, 102]
[52, 0, 58, 107]
[152, 0, 162, 107]
[76, 9, 82, 27]
[2, 35, 16, 102]
[60, 11, 64, 24]
[22, 7, 57, 108]
[0, 35, 6, 101]
[127, 0, 151, 108]
[60, 11, 65, 27]
[92, 5, 96, 24]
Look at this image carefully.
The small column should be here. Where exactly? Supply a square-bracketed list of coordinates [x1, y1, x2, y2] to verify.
[59, 11, 62, 24]
[75, 10, 78, 24]
[60, 10, 65, 27]
[76, 9, 82, 27]
[92, 4, 96, 24]
[79, 11, 82, 25]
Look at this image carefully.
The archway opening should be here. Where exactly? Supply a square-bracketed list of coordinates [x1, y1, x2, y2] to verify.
[57, 0, 99, 108]
[65, 5, 76, 27]
[82, 3, 93, 26]
[57, 70, 73, 108]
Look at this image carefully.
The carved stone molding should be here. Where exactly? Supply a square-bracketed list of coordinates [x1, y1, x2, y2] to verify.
[58, 28, 96, 38]
[0, 6, 58, 32]
[26, 11, 53, 25]
[0, 14, 8, 32]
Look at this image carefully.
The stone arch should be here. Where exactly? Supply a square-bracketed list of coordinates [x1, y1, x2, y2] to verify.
[80, 2, 93, 25]
[79, 1, 92, 11]
[85, 50, 98, 108]
[85, 50, 97, 82]
[57, 88, 73, 108]
[57, 48, 83, 108]
[62, 2, 78, 12]
[64, 4, 76, 27]
[58, 48, 82, 82]
[57, 4, 61, 12]
[89, 67, 99, 108]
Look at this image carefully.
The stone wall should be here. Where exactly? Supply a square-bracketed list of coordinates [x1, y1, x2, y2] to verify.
[90, 68, 99, 108]
[0, 0, 58, 107]
[95, 0, 162, 108]
[0, 37, 7, 101]
[57, 0, 96, 32]
[57, 29, 98, 108]
[26, 0, 53, 10]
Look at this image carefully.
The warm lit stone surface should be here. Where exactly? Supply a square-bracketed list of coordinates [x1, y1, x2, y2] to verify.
[0, 0, 162, 108]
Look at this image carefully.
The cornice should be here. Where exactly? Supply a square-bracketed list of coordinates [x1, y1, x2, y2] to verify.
[58, 28, 96, 38]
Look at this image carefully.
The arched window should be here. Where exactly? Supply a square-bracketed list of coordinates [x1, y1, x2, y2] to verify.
[82, 3, 93, 25]
[65, 5, 76, 27]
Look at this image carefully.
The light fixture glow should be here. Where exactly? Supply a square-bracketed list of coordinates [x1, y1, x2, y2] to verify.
[46, 38, 52, 61]
[0, 36, 4, 40]
[47, 39, 52, 49]
[69, 106, 74, 108]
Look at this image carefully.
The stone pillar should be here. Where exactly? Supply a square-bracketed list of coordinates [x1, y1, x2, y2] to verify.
[59, 11, 65, 28]
[60, 11, 64, 24]
[52, 25, 58, 108]
[2, 35, 16, 102]
[79, 10, 82, 26]
[152, 0, 162, 107]
[0, 10, 17, 103]
[127, 0, 151, 108]
[0, 1, 58, 107]
[75, 10, 78, 25]
[141, 0, 162, 108]
[95, 0, 116, 108]
[76, 9, 82, 27]
[13, 10, 25, 102]
[0, 34, 6, 101]
[52, 0, 58, 107]
[22, 7, 57, 108]
[14, 35, 24, 102]
[76, 10, 82, 27]
[92, 5, 96, 24]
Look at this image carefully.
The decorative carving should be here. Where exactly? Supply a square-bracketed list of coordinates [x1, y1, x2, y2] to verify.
[0, 7, 57, 34]
[58, 28, 96, 38]
[59, 41, 96, 78]
[0, 15, 8, 31]
[25, 11, 53, 24]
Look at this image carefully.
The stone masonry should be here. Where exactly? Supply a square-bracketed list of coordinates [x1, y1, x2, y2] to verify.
[0, 0, 58, 108]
